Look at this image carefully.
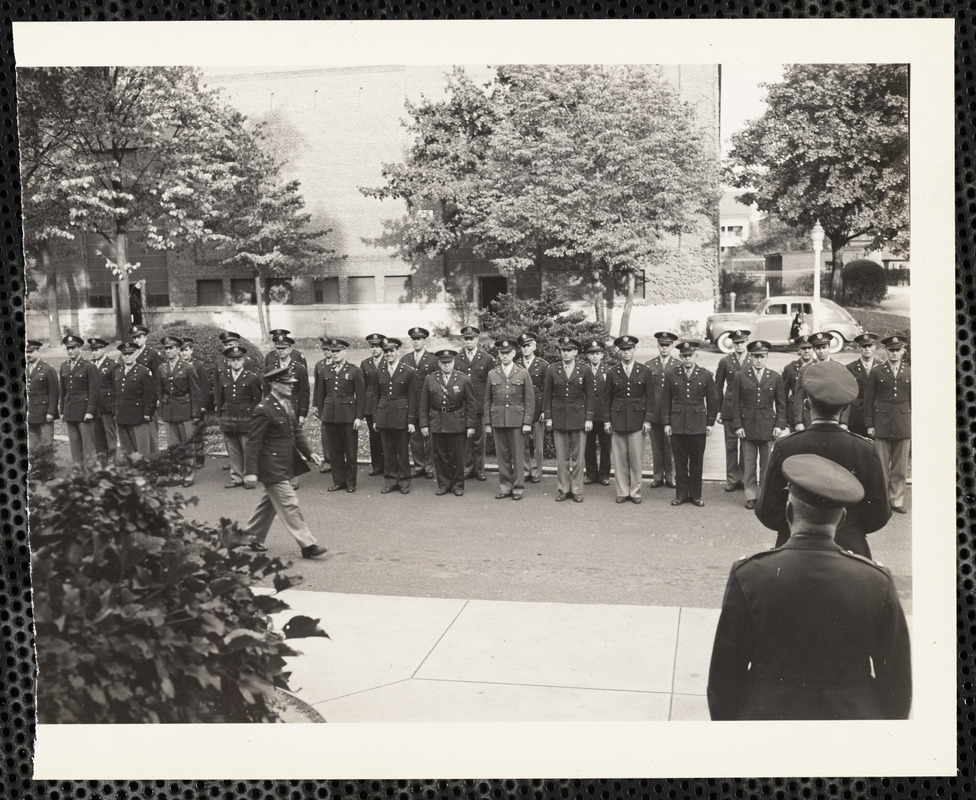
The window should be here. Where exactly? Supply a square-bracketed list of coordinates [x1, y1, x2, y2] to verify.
[313, 277, 339, 303]
[348, 276, 376, 304]
[386, 275, 412, 304]
[85, 232, 170, 308]
[230, 278, 256, 305]
[266, 278, 293, 304]
[196, 279, 224, 306]
[764, 304, 787, 316]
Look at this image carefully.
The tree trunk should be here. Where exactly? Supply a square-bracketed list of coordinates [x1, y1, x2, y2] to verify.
[112, 231, 132, 339]
[619, 269, 636, 338]
[254, 274, 269, 342]
[40, 243, 62, 345]
[604, 281, 615, 336]
[830, 242, 845, 301]
[590, 255, 605, 328]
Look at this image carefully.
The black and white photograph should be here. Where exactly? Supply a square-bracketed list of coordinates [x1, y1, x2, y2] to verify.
[16, 20, 955, 779]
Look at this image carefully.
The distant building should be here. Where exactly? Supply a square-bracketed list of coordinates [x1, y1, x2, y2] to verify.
[719, 190, 763, 254]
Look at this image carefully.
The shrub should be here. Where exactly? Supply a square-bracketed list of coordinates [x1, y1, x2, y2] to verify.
[718, 270, 763, 310]
[30, 458, 326, 724]
[842, 259, 887, 307]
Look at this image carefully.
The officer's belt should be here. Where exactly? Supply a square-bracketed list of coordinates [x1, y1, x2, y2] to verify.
[753, 664, 871, 689]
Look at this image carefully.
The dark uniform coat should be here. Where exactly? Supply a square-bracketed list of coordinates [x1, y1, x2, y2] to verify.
[265, 355, 311, 419]
[645, 354, 680, 424]
[731, 367, 786, 441]
[243, 393, 314, 484]
[587, 362, 609, 425]
[27, 360, 60, 424]
[517, 355, 549, 421]
[315, 360, 366, 423]
[90, 356, 119, 415]
[485, 364, 535, 428]
[456, 348, 495, 413]
[707, 537, 912, 720]
[781, 357, 809, 430]
[661, 365, 718, 434]
[406, 350, 439, 393]
[186, 356, 211, 413]
[715, 352, 746, 420]
[59, 358, 100, 422]
[602, 361, 654, 433]
[543, 361, 595, 430]
[135, 346, 164, 380]
[113, 364, 158, 425]
[864, 362, 911, 439]
[264, 348, 307, 370]
[214, 368, 263, 434]
[360, 355, 385, 416]
[845, 358, 879, 434]
[419, 370, 477, 433]
[157, 358, 204, 423]
[374, 361, 419, 430]
[219, 353, 258, 377]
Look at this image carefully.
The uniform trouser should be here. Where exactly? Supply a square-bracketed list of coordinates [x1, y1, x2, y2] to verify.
[742, 438, 772, 501]
[92, 411, 118, 462]
[410, 428, 433, 475]
[365, 414, 383, 470]
[611, 429, 644, 499]
[66, 419, 97, 465]
[192, 418, 206, 468]
[166, 419, 197, 479]
[584, 425, 612, 480]
[553, 428, 584, 496]
[494, 426, 526, 496]
[723, 422, 744, 485]
[464, 412, 486, 476]
[523, 418, 545, 480]
[148, 410, 159, 455]
[118, 422, 151, 456]
[672, 433, 707, 501]
[245, 481, 317, 550]
[380, 428, 411, 489]
[28, 421, 54, 452]
[223, 429, 246, 484]
[648, 422, 674, 482]
[432, 431, 466, 491]
[323, 422, 358, 489]
[875, 437, 911, 508]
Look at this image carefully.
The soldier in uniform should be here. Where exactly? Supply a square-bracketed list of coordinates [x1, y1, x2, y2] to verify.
[217, 331, 258, 375]
[456, 325, 494, 482]
[708, 454, 911, 720]
[846, 332, 881, 437]
[730, 340, 787, 510]
[756, 360, 891, 558]
[603, 335, 653, 504]
[865, 335, 912, 514]
[715, 329, 750, 492]
[241, 366, 327, 559]
[157, 335, 204, 487]
[214, 344, 263, 489]
[792, 331, 834, 431]
[26, 340, 59, 453]
[543, 337, 594, 503]
[88, 337, 119, 463]
[314, 338, 366, 493]
[360, 332, 386, 476]
[405, 326, 438, 479]
[645, 331, 680, 489]
[485, 338, 535, 501]
[130, 324, 164, 454]
[419, 348, 476, 496]
[782, 334, 815, 432]
[180, 337, 211, 470]
[583, 340, 611, 486]
[663, 341, 718, 507]
[113, 341, 157, 457]
[59, 334, 100, 465]
[265, 334, 311, 424]
[516, 332, 549, 485]
[374, 337, 419, 495]
[264, 328, 308, 370]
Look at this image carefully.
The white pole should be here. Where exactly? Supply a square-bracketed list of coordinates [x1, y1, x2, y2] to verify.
[811, 221, 825, 334]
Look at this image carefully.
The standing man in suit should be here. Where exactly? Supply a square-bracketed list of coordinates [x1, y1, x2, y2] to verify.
[603, 335, 653, 505]
[374, 337, 419, 495]
[731, 340, 787, 510]
[456, 325, 494, 482]
[405, 326, 438, 479]
[865, 335, 912, 514]
[663, 341, 718, 507]
[215, 344, 263, 489]
[419, 348, 476, 497]
[87, 337, 119, 464]
[708, 454, 911, 721]
[315, 338, 366, 494]
[180, 337, 211, 471]
[485, 338, 535, 501]
[360, 332, 386, 476]
[792, 331, 835, 431]
[715, 329, 750, 492]
[264, 328, 308, 370]
[846, 333, 881, 436]
[756, 360, 891, 558]
[241, 366, 327, 559]
[113, 341, 157, 457]
[583, 340, 612, 486]
[782, 334, 816, 432]
[543, 337, 594, 503]
[26, 340, 59, 453]
[646, 331, 680, 489]
[129, 324, 163, 454]
[59, 334, 100, 466]
[265, 334, 311, 425]
[157, 335, 204, 487]
[517, 332, 548, 485]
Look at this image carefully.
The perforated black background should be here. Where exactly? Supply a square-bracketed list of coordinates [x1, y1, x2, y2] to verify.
[0, 4, 971, 799]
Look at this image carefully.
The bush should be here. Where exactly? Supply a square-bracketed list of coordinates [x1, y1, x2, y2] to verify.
[30, 458, 327, 723]
[718, 270, 764, 310]
[842, 259, 887, 307]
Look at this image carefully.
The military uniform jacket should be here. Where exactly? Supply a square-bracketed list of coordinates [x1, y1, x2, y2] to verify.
[517, 356, 549, 421]
[782, 358, 808, 429]
[602, 361, 653, 433]
[845, 358, 878, 432]
[374, 361, 419, 430]
[90, 356, 120, 415]
[864, 362, 911, 439]
[187, 357, 212, 412]
[113, 364, 157, 425]
[264, 348, 307, 370]
[543, 361, 595, 430]
[456, 349, 495, 414]
[265, 356, 311, 419]
[360, 355, 385, 416]
[755, 421, 892, 540]
[157, 358, 204, 423]
[315, 360, 366, 424]
[645, 355, 680, 424]
[707, 537, 912, 721]
[406, 349, 439, 387]
[215, 368, 263, 434]
[715, 352, 745, 419]
[485, 364, 535, 428]
[218, 354, 258, 377]
[59, 358, 100, 422]
[661, 365, 718, 435]
[135, 346, 164, 379]
[419, 370, 476, 434]
[730, 367, 787, 441]
[243, 394, 313, 484]
[27, 360, 59, 424]
[588, 362, 609, 424]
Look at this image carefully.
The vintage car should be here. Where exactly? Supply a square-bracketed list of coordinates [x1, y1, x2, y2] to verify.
[705, 296, 864, 354]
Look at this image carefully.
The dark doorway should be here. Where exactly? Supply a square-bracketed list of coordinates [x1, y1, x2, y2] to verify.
[478, 276, 508, 310]
[129, 283, 144, 326]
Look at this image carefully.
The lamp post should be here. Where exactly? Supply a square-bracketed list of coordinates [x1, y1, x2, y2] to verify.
[811, 221, 825, 334]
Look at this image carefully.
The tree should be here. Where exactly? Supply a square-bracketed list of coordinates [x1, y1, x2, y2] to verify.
[363, 65, 719, 334]
[724, 64, 909, 298]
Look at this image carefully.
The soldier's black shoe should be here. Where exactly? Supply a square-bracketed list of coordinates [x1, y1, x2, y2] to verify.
[222, 463, 231, 471]
[476, 472, 487, 481]
[665, 480, 676, 489]
[436, 487, 450, 496]
[631, 497, 642, 504]
[301, 544, 328, 559]
[495, 492, 512, 500]
[745, 499, 757, 510]
[369, 468, 384, 476]
[527, 476, 541, 484]
[555, 491, 567, 502]
[600, 477, 611, 486]
[671, 498, 687, 506]
[690, 498, 705, 507]
[224, 481, 243, 489]
[327, 485, 347, 492]
[583, 476, 595, 485]
[572, 494, 584, 503]
[320, 465, 332, 474]
[347, 486, 356, 493]
[649, 480, 664, 488]
[724, 483, 738, 492]
[616, 497, 629, 504]
[400, 487, 411, 495]
[380, 486, 397, 494]
[891, 506, 907, 514]
[512, 493, 524, 501]
[453, 487, 464, 497]
[248, 541, 268, 552]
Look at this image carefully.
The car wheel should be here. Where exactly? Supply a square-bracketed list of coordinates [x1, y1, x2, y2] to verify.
[826, 331, 845, 354]
[715, 332, 736, 354]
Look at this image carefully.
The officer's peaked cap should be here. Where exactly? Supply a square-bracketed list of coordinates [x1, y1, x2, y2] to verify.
[801, 360, 858, 406]
[782, 454, 864, 509]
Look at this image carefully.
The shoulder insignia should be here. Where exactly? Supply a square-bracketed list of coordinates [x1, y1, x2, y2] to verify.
[838, 549, 888, 571]
[850, 431, 875, 444]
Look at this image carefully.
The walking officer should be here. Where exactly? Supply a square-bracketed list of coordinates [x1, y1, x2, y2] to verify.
[59, 333, 100, 465]
[374, 337, 419, 495]
[543, 337, 594, 503]
[456, 325, 494, 482]
[405, 326, 438, 479]
[88, 337, 119, 462]
[603, 335, 653, 504]
[485, 338, 535, 501]
[864, 335, 912, 514]
[583, 339, 612, 486]
[314, 338, 366, 493]
[715, 329, 750, 492]
[26, 340, 59, 453]
[419, 348, 476, 497]
[113, 341, 157, 458]
[846, 332, 881, 436]
[646, 331, 680, 489]
[157, 335, 204, 487]
[360, 332, 386, 476]
[215, 344, 263, 489]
